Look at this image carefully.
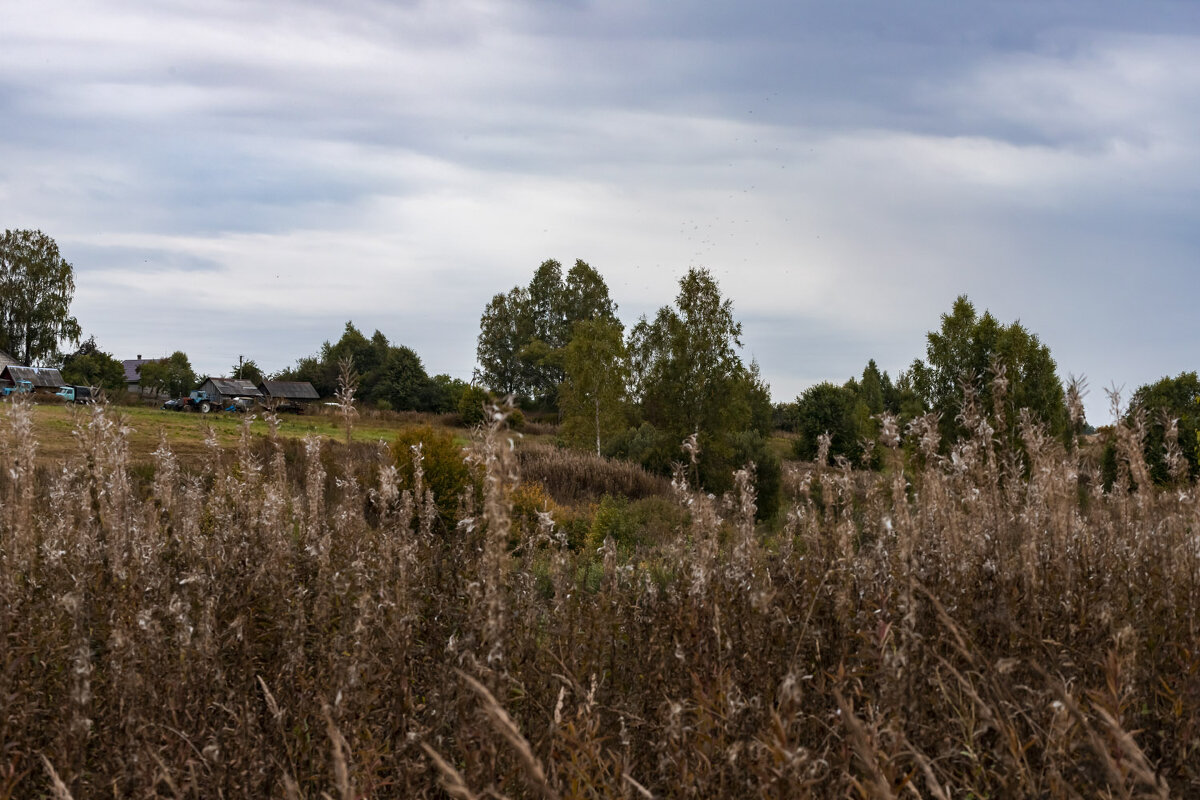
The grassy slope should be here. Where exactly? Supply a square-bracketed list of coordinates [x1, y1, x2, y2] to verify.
[24, 402, 461, 467]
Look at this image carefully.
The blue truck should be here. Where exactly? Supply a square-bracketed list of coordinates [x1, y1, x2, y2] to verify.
[1, 380, 33, 397]
[55, 385, 94, 404]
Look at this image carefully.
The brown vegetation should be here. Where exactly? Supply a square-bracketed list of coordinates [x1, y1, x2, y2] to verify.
[1, 393, 1198, 797]
[517, 441, 672, 505]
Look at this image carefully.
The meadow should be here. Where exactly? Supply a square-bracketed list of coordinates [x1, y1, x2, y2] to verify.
[0, 393, 1197, 798]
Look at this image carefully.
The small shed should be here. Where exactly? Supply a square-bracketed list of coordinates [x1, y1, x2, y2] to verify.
[258, 380, 320, 403]
[199, 377, 264, 403]
[0, 365, 66, 395]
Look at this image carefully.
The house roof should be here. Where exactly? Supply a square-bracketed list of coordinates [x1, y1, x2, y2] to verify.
[0, 349, 18, 371]
[122, 358, 161, 383]
[258, 380, 320, 400]
[1, 365, 65, 388]
[203, 377, 264, 397]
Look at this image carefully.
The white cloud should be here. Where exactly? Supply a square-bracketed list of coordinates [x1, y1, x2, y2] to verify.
[3, 2, 1199, 425]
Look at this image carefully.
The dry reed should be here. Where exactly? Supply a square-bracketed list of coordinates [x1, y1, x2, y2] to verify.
[0, 390, 1197, 797]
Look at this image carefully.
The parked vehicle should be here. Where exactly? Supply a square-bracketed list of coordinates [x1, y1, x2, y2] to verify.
[55, 385, 94, 404]
[180, 390, 221, 413]
[1, 380, 33, 397]
[225, 397, 255, 413]
[162, 398, 185, 411]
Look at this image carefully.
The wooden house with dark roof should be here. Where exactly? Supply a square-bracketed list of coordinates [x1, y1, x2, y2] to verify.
[0, 350, 19, 389]
[198, 377, 264, 403]
[0, 365, 66, 395]
[122, 355, 164, 396]
[258, 381, 320, 402]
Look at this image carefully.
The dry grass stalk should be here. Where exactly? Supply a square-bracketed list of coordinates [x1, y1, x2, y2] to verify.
[0, 380, 1196, 797]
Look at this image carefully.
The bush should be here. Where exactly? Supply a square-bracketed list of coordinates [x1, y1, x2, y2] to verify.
[393, 425, 475, 525]
[509, 480, 557, 538]
[729, 429, 782, 521]
[604, 421, 675, 475]
[587, 495, 639, 552]
[457, 385, 490, 427]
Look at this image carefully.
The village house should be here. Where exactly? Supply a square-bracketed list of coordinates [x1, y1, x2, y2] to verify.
[122, 355, 163, 396]
[198, 377, 264, 404]
[0, 365, 66, 395]
[258, 380, 320, 405]
[0, 349, 19, 389]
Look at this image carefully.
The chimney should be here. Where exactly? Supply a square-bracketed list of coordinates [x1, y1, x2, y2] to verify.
[137, 354, 142, 360]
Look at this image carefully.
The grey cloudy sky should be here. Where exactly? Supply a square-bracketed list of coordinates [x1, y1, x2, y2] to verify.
[3, 0, 1198, 423]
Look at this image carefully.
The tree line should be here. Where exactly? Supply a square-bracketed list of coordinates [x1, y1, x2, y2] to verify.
[4, 228, 1197, 500]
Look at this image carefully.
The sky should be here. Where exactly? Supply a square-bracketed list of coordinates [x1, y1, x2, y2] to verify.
[3, 0, 1198, 425]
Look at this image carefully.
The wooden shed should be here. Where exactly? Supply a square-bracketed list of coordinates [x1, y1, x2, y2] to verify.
[0, 365, 66, 395]
[258, 381, 320, 402]
[0, 350, 19, 389]
[199, 377, 264, 403]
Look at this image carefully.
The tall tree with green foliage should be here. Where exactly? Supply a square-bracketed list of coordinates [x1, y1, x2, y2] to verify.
[476, 258, 619, 406]
[139, 351, 197, 398]
[628, 267, 756, 491]
[563, 259, 618, 327]
[0, 229, 82, 365]
[908, 295, 1067, 444]
[791, 382, 858, 462]
[280, 322, 449, 411]
[476, 287, 532, 397]
[231, 358, 264, 384]
[560, 318, 629, 454]
[60, 336, 125, 393]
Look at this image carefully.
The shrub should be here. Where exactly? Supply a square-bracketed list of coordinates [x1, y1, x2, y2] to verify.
[393, 424, 474, 525]
[586, 495, 639, 552]
[729, 429, 782, 520]
[509, 480, 557, 538]
[457, 385, 490, 427]
[604, 421, 675, 475]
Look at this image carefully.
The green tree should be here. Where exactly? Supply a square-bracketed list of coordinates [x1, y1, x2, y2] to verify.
[791, 382, 858, 462]
[560, 318, 629, 454]
[140, 351, 197, 398]
[231, 358, 264, 384]
[859, 359, 886, 415]
[563, 259, 618, 329]
[60, 336, 125, 393]
[910, 296, 1067, 445]
[476, 258, 620, 407]
[431, 374, 469, 414]
[0, 229, 82, 365]
[457, 385, 491, 427]
[526, 259, 567, 349]
[476, 287, 532, 397]
[393, 425, 476, 526]
[374, 345, 439, 412]
[628, 268, 756, 491]
[1127, 372, 1200, 484]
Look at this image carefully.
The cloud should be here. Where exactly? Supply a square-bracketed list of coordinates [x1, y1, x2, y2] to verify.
[2, 1, 1198, 425]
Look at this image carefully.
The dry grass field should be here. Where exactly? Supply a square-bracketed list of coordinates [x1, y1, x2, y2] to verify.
[1, 394, 1198, 797]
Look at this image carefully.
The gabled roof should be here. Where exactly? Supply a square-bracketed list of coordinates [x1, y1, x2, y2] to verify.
[1, 365, 65, 388]
[258, 380, 319, 400]
[203, 377, 264, 397]
[123, 358, 161, 383]
[0, 349, 18, 371]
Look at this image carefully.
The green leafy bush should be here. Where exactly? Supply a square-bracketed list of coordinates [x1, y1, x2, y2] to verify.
[457, 385, 490, 427]
[393, 425, 474, 525]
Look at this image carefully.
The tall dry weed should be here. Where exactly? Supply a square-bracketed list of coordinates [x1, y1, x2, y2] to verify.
[0, 385, 1198, 796]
